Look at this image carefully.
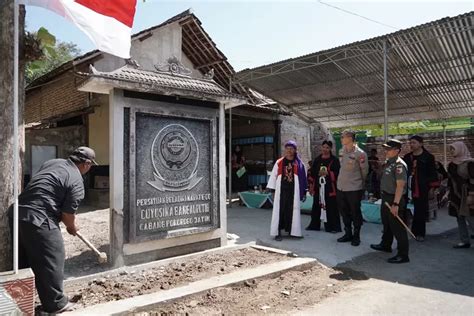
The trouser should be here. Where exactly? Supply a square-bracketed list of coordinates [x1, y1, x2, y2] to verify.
[380, 192, 409, 257]
[279, 186, 295, 233]
[457, 215, 474, 244]
[337, 190, 364, 231]
[412, 194, 429, 237]
[310, 194, 341, 232]
[9, 218, 68, 313]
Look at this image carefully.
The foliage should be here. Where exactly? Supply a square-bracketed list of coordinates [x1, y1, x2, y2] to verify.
[26, 27, 81, 85]
[331, 118, 473, 137]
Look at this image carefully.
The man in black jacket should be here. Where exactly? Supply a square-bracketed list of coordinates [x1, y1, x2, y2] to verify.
[403, 136, 438, 241]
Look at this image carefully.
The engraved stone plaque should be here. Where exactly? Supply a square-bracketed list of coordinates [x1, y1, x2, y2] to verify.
[130, 111, 217, 242]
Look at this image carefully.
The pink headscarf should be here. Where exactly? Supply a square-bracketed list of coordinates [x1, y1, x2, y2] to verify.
[450, 141, 471, 165]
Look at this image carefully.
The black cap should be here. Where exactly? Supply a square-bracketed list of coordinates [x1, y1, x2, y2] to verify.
[382, 139, 402, 150]
[70, 146, 98, 165]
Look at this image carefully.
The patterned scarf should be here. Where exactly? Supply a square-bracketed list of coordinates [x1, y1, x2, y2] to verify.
[285, 140, 308, 200]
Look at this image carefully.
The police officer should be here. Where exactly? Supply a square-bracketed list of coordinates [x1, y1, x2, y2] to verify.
[8, 146, 97, 313]
[370, 139, 410, 264]
[337, 129, 369, 246]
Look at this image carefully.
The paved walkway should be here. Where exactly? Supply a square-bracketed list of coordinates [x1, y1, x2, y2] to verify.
[228, 205, 474, 315]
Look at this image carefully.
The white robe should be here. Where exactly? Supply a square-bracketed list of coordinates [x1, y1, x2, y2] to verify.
[267, 159, 305, 237]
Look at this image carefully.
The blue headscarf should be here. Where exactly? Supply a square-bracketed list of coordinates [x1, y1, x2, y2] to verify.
[285, 140, 308, 200]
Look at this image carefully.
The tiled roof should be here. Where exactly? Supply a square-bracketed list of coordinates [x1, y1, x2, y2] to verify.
[85, 65, 245, 100]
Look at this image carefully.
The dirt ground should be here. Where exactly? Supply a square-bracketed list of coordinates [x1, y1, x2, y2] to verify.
[65, 247, 288, 309]
[62, 207, 110, 278]
[130, 263, 363, 315]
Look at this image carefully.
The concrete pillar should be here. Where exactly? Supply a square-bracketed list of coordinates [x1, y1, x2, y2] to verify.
[109, 89, 125, 267]
[219, 103, 227, 246]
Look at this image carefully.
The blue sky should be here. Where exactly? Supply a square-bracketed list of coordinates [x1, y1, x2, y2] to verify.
[25, 0, 472, 71]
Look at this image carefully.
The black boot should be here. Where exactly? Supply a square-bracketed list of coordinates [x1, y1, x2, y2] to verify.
[275, 230, 283, 241]
[351, 228, 361, 246]
[337, 228, 353, 243]
[306, 223, 321, 231]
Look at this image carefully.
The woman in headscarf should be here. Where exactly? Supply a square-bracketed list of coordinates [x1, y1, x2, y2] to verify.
[447, 141, 474, 248]
[306, 140, 341, 233]
[267, 140, 308, 241]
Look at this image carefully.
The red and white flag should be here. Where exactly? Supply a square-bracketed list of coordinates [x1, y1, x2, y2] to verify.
[21, 0, 137, 58]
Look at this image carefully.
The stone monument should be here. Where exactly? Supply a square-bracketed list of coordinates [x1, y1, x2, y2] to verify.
[80, 59, 244, 266]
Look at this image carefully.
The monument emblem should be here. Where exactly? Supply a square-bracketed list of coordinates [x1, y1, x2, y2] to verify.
[148, 124, 202, 191]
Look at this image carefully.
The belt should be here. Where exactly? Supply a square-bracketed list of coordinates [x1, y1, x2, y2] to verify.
[382, 191, 395, 195]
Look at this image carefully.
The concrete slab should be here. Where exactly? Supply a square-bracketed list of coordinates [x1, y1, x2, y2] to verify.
[227, 206, 457, 267]
[224, 205, 471, 316]
[298, 279, 474, 316]
[64, 257, 316, 316]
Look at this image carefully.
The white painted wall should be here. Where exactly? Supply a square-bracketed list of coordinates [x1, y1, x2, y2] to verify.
[280, 115, 312, 166]
[93, 21, 203, 79]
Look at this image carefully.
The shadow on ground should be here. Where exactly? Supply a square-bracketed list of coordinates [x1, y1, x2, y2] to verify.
[336, 229, 474, 297]
[64, 244, 110, 278]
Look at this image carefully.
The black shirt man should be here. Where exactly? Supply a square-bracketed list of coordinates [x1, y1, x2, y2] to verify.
[9, 146, 97, 313]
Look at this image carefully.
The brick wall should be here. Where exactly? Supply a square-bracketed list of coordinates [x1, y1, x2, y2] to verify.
[25, 70, 88, 124]
[366, 130, 474, 165]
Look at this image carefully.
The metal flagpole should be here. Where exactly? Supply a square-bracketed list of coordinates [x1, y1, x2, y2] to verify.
[383, 39, 389, 142]
[443, 121, 447, 167]
[228, 76, 232, 207]
[13, 0, 20, 274]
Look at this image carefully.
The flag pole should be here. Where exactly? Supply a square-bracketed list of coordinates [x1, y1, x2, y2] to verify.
[13, 0, 20, 275]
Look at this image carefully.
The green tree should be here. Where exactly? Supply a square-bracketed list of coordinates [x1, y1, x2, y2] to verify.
[26, 27, 81, 85]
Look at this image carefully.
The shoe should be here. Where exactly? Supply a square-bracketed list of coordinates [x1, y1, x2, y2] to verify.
[351, 229, 361, 246]
[453, 243, 471, 249]
[291, 235, 304, 239]
[351, 239, 360, 246]
[416, 236, 425, 242]
[275, 235, 283, 241]
[370, 244, 392, 253]
[305, 225, 320, 231]
[337, 229, 353, 243]
[337, 234, 353, 242]
[55, 301, 76, 313]
[387, 255, 410, 264]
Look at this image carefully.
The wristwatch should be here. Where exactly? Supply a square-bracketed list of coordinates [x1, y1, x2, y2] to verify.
[392, 202, 399, 207]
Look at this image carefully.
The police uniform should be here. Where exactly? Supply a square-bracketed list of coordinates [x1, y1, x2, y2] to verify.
[336, 142, 369, 246]
[371, 139, 409, 262]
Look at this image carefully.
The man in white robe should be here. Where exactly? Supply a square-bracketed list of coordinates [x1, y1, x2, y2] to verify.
[267, 141, 308, 241]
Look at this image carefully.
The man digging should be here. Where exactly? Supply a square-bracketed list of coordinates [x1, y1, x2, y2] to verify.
[8, 147, 97, 314]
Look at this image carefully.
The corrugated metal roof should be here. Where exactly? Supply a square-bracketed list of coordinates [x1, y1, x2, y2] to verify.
[237, 12, 473, 127]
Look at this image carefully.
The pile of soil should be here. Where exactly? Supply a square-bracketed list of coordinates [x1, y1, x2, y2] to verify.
[66, 248, 287, 309]
[131, 265, 365, 315]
